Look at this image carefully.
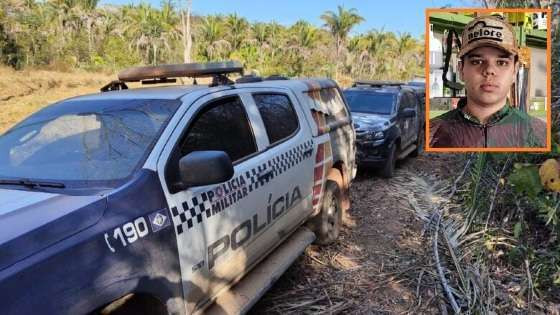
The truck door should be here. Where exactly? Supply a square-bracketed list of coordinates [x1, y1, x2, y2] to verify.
[156, 91, 273, 312]
[405, 92, 419, 146]
[244, 89, 315, 240]
[397, 92, 416, 147]
[409, 92, 421, 144]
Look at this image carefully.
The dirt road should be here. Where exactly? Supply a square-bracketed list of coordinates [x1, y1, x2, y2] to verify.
[251, 153, 460, 314]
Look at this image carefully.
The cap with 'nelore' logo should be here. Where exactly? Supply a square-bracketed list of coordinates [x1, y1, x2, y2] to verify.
[458, 15, 518, 58]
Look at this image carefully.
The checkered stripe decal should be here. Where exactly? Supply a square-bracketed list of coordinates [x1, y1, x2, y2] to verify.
[171, 192, 213, 235]
[171, 139, 314, 234]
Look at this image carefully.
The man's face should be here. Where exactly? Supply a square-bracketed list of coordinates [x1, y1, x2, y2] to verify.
[459, 46, 518, 108]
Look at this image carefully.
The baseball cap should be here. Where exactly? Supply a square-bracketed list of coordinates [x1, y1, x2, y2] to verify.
[459, 15, 518, 58]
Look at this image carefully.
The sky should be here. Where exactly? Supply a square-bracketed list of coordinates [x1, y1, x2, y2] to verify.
[99, 0, 482, 39]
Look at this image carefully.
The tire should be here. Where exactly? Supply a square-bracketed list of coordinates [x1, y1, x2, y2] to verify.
[380, 143, 396, 178]
[410, 126, 424, 157]
[310, 180, 343, 245]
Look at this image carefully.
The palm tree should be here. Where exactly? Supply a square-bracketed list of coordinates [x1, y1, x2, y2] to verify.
[225, 13, 248, 51]
[47, 0, 82, 54]
[320, 5, 364, 78]
[480, 0, 545, 8]
[394, 32, 421, 78]
[197, 15, 230, 61]
[286, 21, 320, 76]
[291, 20, 319, 49]
[352, 29, 395, 79]
[76, 0, 100, 55]
[265, 22, 286, 53]
[252, 22, 268, 45]
[0, 0, 24, 67]
[254, 21, 286, 68]
[18, 2, 52, 66]
[347, 35, 371, 78]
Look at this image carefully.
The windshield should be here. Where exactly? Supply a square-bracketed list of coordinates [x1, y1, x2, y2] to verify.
[0, 99, 180, 187]
[344, 91, 396, 115]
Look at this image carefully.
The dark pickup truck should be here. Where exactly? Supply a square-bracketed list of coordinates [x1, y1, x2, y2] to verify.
[344, 81, 425, 178]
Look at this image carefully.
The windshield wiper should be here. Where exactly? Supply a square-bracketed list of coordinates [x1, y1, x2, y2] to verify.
[0, 178, 66, 189]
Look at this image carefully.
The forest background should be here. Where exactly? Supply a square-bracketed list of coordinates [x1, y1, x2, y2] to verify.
[0, 0, 425, 84]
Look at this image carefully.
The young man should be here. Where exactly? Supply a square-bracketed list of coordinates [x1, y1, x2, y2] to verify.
[429, 15, 546, 148]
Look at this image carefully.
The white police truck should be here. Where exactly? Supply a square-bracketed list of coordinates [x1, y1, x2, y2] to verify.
[0, 61, 356, 314]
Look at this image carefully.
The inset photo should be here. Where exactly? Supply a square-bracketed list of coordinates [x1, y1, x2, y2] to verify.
[425, 8, 551, 152]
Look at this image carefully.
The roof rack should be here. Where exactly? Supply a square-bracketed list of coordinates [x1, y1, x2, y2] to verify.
[352, 80, 405, 88]
[101, 61, 244, 92]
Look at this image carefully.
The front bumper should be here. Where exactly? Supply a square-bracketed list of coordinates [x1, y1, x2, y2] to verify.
[355, 138, 392, 167]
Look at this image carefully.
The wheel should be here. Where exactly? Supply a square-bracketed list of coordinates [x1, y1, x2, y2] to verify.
[410, 126, 424, 157]
[380, 143, 396, 178]
[310, 180, 343, 245]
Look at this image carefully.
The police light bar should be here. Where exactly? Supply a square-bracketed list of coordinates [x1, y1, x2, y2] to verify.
[118, 61, 244, 82]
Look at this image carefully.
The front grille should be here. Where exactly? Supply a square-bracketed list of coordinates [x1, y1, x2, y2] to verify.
[355, 129, 368, 141]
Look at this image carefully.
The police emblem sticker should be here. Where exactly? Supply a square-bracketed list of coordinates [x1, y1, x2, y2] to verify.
[149, 209, 171, 233]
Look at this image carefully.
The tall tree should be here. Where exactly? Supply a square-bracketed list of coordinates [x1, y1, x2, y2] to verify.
[124, 2, 177, 65]
[47, 0, 81, 55]
[77, 0, 100, 56]
[286, 21, 320, 76]
[291, 20, 319, 49]
[320, 5, 364, 78]
[252, 22, 268, 46]
[480, 0, 547, 8]
[180, 0, 192, 63]
[197, 15, 230, 61]
[225, 13, 248, 51]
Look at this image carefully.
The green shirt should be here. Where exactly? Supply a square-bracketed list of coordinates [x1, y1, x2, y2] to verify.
[430, 98, 546, 148]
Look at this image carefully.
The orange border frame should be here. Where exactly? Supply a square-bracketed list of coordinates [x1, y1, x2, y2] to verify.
[424, 8, 552, 153]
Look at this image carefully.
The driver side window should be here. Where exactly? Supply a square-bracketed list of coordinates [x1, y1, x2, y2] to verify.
[165, 96, 257, 192]
[398, 93, 408, 113]
[179, 96, 256, 161]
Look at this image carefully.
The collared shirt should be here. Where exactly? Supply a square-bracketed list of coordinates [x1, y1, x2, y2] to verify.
[429, 98, 546, 148]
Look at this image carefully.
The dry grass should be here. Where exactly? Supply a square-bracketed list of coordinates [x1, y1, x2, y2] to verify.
[0, 67, 219, 134]
[0, 66, 116, 133]
[251, 155, 462, 314]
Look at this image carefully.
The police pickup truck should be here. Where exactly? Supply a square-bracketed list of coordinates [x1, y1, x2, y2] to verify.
[0, 62, 356, 314]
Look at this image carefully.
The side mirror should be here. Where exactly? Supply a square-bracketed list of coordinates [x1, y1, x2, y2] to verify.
[400, 108, 416, 118]
[179, 151, 234, 188]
